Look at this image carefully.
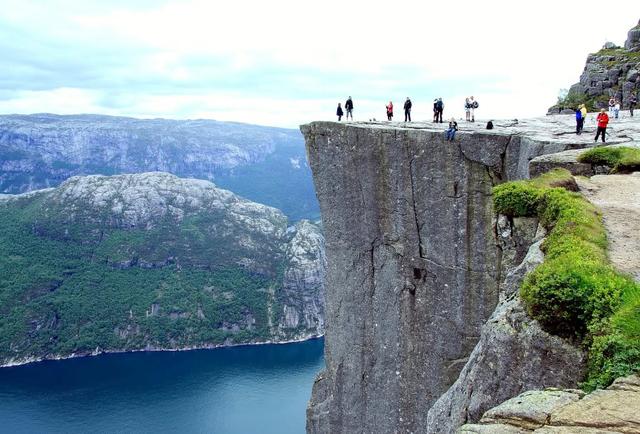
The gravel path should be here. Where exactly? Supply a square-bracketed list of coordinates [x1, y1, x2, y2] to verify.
[577, 173, 640, 282]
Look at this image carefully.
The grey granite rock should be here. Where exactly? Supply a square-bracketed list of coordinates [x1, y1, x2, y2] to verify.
[302, 118, 589, 434]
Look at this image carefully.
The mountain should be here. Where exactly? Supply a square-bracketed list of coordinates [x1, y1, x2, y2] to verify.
[551, 19, 640, 112]
[0, 114, 319, 221]
[0, 172, 325, 366]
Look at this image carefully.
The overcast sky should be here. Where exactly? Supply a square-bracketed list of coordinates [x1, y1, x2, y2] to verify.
[0, 0, 638, 128]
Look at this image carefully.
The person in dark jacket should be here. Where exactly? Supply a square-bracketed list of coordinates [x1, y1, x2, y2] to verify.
[433, 99, 438, 122]
[404, 97, 412, 122]
[630, 93, 637, 117]
[436, 98, 444, 123]
[336, 103, 344, 121]
[345, 96, 354, 120]
[575, 106, 584, 135]
[594, 108, 609, 143]
[445, 118, 458, 141]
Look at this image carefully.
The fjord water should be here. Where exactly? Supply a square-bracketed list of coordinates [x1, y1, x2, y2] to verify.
[0, 338, 324, 434]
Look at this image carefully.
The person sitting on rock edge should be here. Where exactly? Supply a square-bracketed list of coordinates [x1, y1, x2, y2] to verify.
[595, 108, 609, 143]
[445, 118, 458, 141]
[336, 103, 344, 121]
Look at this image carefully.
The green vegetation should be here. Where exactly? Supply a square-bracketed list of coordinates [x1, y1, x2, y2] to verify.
[0, 191, 300, 365]
[578, 146, 640, 173]
[493, 168, 640, 390]
[555, 90, 610, 112]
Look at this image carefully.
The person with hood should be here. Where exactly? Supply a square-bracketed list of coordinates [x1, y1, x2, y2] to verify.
[336, 103, 344, 121]
[404, 97, 412, 122]
[345, 96, 354, 120]
[630, 92, 637, 117]
[445, 118, 458, 141]
[595, 108, 609, 143]
[386, 101, 394, 121]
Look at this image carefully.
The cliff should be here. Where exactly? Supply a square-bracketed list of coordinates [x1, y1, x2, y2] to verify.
[550, 19, 640, 112]
[301, 118, 606, 433]
[0, 172, 324, 366]
[0, 114, 318, 220]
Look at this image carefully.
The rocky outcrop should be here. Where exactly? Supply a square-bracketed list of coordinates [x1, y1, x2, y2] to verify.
[427, 220, 585, 434]
[302, 119, 589, 434]
[0, 113, 318, 220]
[551, 19, 640, 112]
[460, 375, 640, 433]
[0, 172, 325, 366]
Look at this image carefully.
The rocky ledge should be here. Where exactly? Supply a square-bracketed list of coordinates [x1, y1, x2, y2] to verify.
[460, 374, 640, 433]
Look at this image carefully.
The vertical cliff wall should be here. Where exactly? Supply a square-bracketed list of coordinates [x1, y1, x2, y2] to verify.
[302, 119, 589, 434]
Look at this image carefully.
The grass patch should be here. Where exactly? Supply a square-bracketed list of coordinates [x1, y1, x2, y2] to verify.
[493, 168, 640, 390]
[578, 147, 640, 173]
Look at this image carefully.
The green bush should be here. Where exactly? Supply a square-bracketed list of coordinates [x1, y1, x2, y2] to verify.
[578, 147, 640, 172]
[493, 169, 640, 390]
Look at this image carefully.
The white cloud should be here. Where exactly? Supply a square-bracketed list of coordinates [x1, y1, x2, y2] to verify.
[0, 0, 638, 127]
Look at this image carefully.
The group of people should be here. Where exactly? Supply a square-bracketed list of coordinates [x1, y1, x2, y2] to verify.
[335, 95, 478, 124]
[575, 92, 638, 143]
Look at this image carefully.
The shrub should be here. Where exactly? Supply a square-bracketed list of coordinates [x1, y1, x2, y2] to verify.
[578, 147, 640, 172]
[493, 169, 640, 390]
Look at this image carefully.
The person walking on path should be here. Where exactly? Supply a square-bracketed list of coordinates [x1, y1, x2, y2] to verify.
[608, 97, 615, 115]
[345, 96, 354, 120]
[630, 93, 637, 117]
[614, 100, 621, 119]
[404, 97, 412, 122]
[436, 98, 444, 123]
[386, 101, 394, 121]
[465, 98, 471, 122]
[336, 103, 344, 121]
[595, 108, 609, 143]
[575, 106, 584, 135]
[445, 118, 458, 141]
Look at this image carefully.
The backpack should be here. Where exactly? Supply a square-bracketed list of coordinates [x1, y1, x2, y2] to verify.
[486, 121, 493, 130]
[472, 101, 479, 109]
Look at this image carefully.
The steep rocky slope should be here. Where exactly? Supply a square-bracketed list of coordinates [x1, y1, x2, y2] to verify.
[0, 114, 318, 220]
[0, 172, 325, 366]
[301, 118, 600, 434]
[550, 19, 640, 112]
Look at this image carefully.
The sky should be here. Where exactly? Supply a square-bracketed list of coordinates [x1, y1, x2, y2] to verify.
[0, 0, 638, 128]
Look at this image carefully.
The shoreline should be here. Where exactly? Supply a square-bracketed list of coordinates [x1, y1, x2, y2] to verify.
[0, 333, 324, 369]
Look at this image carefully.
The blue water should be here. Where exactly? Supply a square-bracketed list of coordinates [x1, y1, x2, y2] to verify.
[0, 338, 324, 434]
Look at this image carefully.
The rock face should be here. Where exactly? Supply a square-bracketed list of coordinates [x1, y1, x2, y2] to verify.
[460, 375, 640, 433]
[551, 19, 640, 112]
[302, 119, 588, 434]
[426, 220, 585, 434]
[0, 113, 318, 220]
[0, 172, 325, 366]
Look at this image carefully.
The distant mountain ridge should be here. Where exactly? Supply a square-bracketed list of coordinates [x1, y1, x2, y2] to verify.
[0, 172, 325, 366]
[0, 113, 318, 220]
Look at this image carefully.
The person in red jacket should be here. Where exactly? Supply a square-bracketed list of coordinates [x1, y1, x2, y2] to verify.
[595, 108, 609, 143]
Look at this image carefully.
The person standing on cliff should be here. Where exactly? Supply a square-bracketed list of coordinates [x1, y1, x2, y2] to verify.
[575, 106, 584, 135]
[345, 96, 354, 121]
[630, 93, 637, 117]
[404, 97, 412, 122]
[595, 108, 609, 143]
[580, 103, 587, 122]
[386, 101, 394, 121]
[614, 99, 621, 119]
[433, 99, 439, 122]
[465, 97, 471, 122]
[336, 103, 344, 121]
[436, 98, 444, 123]
[469, 96, 477, 122]
[608, 97, 615, 115]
